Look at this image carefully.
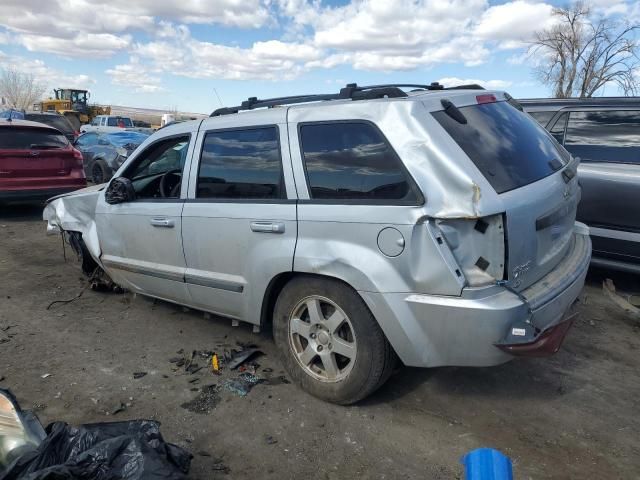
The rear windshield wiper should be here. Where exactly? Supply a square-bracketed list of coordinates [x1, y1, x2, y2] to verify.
[440, 99, 467, 124]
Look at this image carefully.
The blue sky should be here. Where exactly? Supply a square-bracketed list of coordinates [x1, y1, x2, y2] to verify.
[0, 0, 637, 113]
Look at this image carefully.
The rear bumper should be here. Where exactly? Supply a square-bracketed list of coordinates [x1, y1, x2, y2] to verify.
[360, 224, 592, 368]
[0, 184, 86, 203]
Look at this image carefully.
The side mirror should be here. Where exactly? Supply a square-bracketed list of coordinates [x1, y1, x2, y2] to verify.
[105, 177, 136, 204]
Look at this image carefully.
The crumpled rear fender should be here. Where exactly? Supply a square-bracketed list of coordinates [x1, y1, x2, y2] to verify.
[42, 185, 103, 264]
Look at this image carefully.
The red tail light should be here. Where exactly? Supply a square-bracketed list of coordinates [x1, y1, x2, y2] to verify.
[72, 147, 84, 168]
[476, 94, 497, 104]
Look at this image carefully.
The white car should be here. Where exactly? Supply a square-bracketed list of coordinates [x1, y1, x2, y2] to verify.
[80, 115, 134, 134]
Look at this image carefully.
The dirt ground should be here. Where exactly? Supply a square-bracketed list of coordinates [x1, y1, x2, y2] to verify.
[1, 204, 639, 479]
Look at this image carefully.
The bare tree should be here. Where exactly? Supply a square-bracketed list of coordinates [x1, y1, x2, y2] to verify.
[530, 2, 640, 98]
[0, 67, 47, 110]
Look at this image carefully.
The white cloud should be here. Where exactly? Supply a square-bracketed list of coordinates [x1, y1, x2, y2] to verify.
[473, 1, 557, 49]
[0, 52, 96, 91]
[437, 77, 513, 89]
[106, 60, 164, 93]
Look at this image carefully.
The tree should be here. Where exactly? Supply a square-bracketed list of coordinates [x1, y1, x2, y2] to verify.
[0, 67, 46, 110]
[530, 2, 640, 98]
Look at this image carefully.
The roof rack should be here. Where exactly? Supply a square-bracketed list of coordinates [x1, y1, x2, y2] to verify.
[210, 82, 485, 116]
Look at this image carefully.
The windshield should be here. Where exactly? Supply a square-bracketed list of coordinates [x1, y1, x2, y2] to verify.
[107, 117, 133, 127]
[0, 127, 68, 149]
[432, 101, 569, 194]
[106, 132, 149, 147]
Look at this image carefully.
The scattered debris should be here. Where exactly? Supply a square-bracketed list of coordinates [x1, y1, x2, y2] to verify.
[265, 435, 278, 445]
[223, 373, 264, 397]
[111, 402, 127, 415]
[41, 373, 52, 379]
[227, 347, 263, 370]
[265, 375, 291, 385]
[181, 385, 220, 414]
[133, 371, 147, 379]
[603, 279, 640, 320]
[211, 353, 220, 374]
[211, 461, 230, 474]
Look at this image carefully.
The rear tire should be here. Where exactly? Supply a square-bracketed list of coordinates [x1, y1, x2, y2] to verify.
[273, 275, 396, 404]
[91, 160, 110, 184]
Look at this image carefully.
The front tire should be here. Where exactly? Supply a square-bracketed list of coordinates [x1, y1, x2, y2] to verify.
[91, 160, 110, 184]
[273, 275, 396, 404]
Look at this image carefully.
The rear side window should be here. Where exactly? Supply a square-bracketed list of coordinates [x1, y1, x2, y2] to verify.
[197, 127, 283, 199]
[528, 111, 554, 126]
[299, 122, 420, 202]
[107, 117, 133, 127]
[0, 128, 68, 149]
[565, 110, 640, 164]
[433, 101, 568, 194]
[26, 115, 73, 134]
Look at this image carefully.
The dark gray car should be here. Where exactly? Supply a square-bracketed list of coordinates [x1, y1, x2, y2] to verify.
[520, 97, 640, 273]
[24, 112, 76, 144]
[75, 131, 149, 184]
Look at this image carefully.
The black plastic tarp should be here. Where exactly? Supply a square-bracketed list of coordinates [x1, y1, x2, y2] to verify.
[1, 420, 192, 480]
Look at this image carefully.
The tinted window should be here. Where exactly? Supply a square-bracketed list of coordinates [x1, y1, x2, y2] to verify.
[0, 127, 68, 149]
[76, 133, 98, 147]
[529, 111, 554, 126]
[25, 114, 74, 134]
[549, 112, 568, 144]
[107, 117, 133, 127]
[197, 127, 283, 199]
[433, 101, 568, 194]
[299, 122, 419, 202]
[565, 110, 640, 164]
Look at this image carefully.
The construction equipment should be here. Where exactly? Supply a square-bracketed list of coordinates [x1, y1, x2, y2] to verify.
[37, 89, 111, 131]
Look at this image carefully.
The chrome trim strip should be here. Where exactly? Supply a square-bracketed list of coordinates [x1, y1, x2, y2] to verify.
[589, 226, 640, 243]
[184, 274, 244, 293]
[102, 260, 184, 283]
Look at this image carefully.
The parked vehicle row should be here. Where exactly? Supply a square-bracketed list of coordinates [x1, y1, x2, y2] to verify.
[520, 97, 640, 274]
[44, 84, 591, 404]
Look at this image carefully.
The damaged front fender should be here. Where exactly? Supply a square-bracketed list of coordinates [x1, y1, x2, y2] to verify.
[43, 184, 104, 266]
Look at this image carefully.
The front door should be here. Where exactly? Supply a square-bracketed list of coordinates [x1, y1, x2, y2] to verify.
[95, 125, 198, 304]
[181, 112, 297, 325]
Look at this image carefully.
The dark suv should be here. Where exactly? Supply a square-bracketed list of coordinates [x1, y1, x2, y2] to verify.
[520, 97, 640, 274]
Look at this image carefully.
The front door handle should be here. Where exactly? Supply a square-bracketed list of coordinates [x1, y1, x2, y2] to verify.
[250, 221, 285, 234]
[150, 217, 175, 228]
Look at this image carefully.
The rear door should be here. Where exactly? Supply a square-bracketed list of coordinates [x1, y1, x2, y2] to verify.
[0, 126, 73, 189]
[562, 109, 640, 261]
[181, 110, 297, 325]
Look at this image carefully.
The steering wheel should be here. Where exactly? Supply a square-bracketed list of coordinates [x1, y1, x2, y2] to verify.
[159, 169, 182, 198]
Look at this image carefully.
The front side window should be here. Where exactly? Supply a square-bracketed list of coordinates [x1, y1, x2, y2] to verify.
[299, 122, 420, 202]
[528, 111, 555, 127]
[76, 133, 98, 147]
[549, 112, 568, 144]
[565, 110, 640, 164]
[122, 135, 190, 199]
[196, 127, 283, 199]
[107, 117, 133, 127]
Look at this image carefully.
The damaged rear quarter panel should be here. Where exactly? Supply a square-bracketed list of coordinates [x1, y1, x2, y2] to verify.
[42, 184, 103, 264]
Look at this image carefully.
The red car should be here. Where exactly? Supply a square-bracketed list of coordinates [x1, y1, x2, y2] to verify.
[0, 119, 86, 203]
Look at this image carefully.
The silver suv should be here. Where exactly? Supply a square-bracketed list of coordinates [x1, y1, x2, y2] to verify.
[44, 83, 591, 404]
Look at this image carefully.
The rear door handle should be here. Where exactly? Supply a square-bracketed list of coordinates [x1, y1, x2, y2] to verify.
[150, 217, 175, 228]
[250, 221, 285, 234]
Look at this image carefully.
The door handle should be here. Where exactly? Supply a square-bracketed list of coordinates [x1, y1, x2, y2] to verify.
[150, 217, 175, 228]
[250, 221, 285, 234]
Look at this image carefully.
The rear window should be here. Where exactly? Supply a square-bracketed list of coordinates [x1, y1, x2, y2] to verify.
[26, 115, 74, 134]
[433, 101, 568, 194]
[0, 127, 68, 149]
[107, 117, 133, 127]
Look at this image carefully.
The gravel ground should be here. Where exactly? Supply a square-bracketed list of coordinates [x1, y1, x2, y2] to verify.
[1, 204, 639, 479]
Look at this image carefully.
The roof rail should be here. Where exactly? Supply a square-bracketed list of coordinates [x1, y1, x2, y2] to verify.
[210, 82, 485, 116]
